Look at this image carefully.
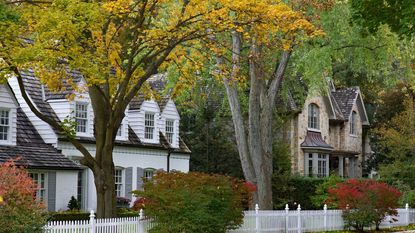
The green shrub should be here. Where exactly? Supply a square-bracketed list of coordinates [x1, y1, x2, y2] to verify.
[49, 211, 90, 221]
[132, 171, 254, 233]
[310, 174, 343, 209]
[117, 208, 139, 217]
[274, 176, 325, 210]
[67, 196, 80, 211]
[49, 208, 139, 221]
[0, 160, 47, 233]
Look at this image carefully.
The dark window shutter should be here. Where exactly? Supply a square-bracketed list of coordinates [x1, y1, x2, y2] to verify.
[47, 171, 56, 211]
[124, 167, 133, 199]
[136, 167, 144, 191]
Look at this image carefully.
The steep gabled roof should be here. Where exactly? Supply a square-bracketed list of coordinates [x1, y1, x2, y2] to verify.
[330, 87, 369, 125]
[130, 74, 171, 111]
[331, 87, 360, 120]
[0, 108, 80, 170]
[329, 94, 345, 121]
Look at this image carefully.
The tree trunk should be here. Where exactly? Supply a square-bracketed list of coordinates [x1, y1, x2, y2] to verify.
[93, 160, 116, 218]
[222, 32, 291, 209]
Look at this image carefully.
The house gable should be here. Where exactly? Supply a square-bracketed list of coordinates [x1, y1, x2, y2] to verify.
[160, 99, 180, 148]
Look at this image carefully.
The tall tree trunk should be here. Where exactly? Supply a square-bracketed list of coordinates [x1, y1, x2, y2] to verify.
[89, 86, 120, 218]
[222, 32, 291, 209]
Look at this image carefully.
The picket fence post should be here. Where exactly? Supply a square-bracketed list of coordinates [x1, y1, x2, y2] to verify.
[297, 204, 301, 233]
[406, 203, 410, 226]
[285, 204, 289, 233]
[255, 204, 260, 233]
[323, 204, 327, 231]
[138, 209, 145, 233]
[89, 210, 96, 233]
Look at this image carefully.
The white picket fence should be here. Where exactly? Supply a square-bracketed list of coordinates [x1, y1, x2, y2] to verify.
[44, 209, 155, 233]
[229, 204, 415, 233]
[44, 204, 415, 233]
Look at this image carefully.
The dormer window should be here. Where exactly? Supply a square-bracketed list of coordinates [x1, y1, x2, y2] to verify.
[0, 109, 9, 141]
[166, 119, 174, 144]
[75, 102, 88, 133]
[350, 111, 357, 135]
[144, 112, 155, 140]
[308, 104, 320, 130]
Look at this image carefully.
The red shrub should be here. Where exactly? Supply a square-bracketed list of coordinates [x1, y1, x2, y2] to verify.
[0, 160, 47, 232]
[328, 179, 401, 231]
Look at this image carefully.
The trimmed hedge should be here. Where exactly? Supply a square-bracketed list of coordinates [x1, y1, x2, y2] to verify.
[273, 176, 325, 210]
[48, 211, 89, 221]
[49, 208, 139, 221]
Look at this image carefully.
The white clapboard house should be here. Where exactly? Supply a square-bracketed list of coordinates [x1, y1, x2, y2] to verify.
[0, 71, 190, 211]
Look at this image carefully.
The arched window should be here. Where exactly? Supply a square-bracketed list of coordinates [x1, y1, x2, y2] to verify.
[308, 104, 320, 130]
[350, 111, 357, 135]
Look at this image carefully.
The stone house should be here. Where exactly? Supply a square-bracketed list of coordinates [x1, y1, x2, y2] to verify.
[0, 72, 190, 211]
[285, 83, 370, 178]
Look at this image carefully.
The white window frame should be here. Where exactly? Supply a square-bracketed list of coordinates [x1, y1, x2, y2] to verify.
[317, 154, 328, 178]
[304, 153, 329, 177]
[75, 102, 89, 134]
[306, 153, 313, 177]
[308, 104, 320, 130]
[29, 172, 47, 203]
[144, 168, 155, 180]
[165, 119, 175, 144]
[114, 168, 124, 197]
[0, 109, 10, 142]
[144, 112, 155, 140]
[350, 111, 357, 135]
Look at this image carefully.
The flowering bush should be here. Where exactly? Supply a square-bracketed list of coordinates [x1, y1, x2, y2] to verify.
[132, 171, 254, 233]
[328, 179, 401, 231]
[0, 160, 47, 233]
[132, 197, 146, 211]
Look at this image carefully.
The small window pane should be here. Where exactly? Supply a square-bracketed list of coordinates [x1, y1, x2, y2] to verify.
[145, 113, 155, 139]
[144, 168, 155, 180]
[29, 172, 47, 202]
[75, 103, 88, 133]
[114, 169, 123, 197]
[350, 111, 357, 135]
[0, 110, 9, 141]
[308, 104, 319, 130]
[166, 120, 174, 143]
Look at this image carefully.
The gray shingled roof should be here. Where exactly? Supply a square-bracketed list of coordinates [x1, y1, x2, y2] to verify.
[44, 69, 84, 100]
[156, 96, 170, 112]
[129, 94, 145, 110]
[0, 108, 80, 170]
[331, 87, 359, 121]
[60, 127, 191, 154]
[329, 94, 345, 121]
[21, 70, 61, 123]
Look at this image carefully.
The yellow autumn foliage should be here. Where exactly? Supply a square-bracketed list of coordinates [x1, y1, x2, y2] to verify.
[1, 0, 323, 101]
